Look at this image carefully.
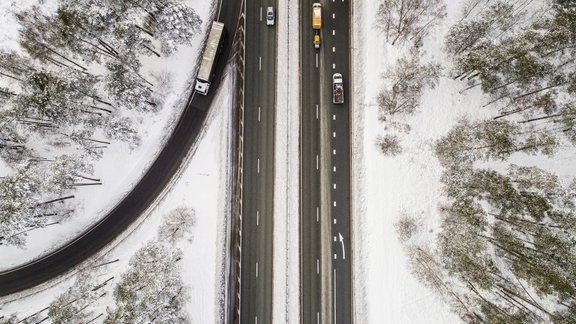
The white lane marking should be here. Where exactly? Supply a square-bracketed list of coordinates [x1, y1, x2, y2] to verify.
[334, 253, 337, 259]
[333, 131, 336, 138]
[315, 53, 319, 68]
[257, 210, 259, 226]
[260, 7, 262, 21]
[316, 259, 320, 274]
[333, 183, 336, 189]
[316, 155, 319, 170]
[332, 63, 335, 69]
[332, 46, 336, 52]
[333, 269, 337, 324]
[256, 262, 259, 277]
[255, 316, 258, 324]
[317, 312, 320, 324]
[333, 149, 336, 155]
[332, 13, 335, 19]
[258, 106, 261, 122]
[316, 207, 319, 222]
[257, 158, 260, 174]
[339, 233, 346, 260]
[333, 166, 336, 172]
[316, 104, 319, 119]
[259, 56, 262, 71]
[333, 201, 336, 207]
[332, 29, 335, 35]
[333, 114, 336, 120]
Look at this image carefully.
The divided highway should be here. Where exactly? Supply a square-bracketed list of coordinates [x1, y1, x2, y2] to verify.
[239, 0, 277, 323]
[301, 0, 353, 323]
[0, 0, 242, 297]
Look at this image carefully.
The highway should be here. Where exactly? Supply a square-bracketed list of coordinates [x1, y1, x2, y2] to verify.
[300, 0, 353, 323]
[240, 0, 277, 323]
[0, 0, 242, 297]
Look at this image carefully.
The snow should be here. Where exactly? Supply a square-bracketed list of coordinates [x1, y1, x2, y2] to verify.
[0, 0, 214, 270]
[5, 0, 572, 322]
[1, 0, 228, 322]
[273, 0, 301, 323]
[0, 60, 232, 324]
[0, 1, 58, 52]
[351, 0, 487, 323]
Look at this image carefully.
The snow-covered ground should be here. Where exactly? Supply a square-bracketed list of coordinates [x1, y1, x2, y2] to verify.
[0, 0, 214, 269]
[352, 0, 480, 323]
[0, 65, 232, 324]
[1, 0, 230, 321]
[274, 0, 301, 322]
[6, 0, 572, 322]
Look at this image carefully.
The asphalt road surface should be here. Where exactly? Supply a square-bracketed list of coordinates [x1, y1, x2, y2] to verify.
[240, 0, 277, 323]
[300, 0, 353, 323]
[0, 0, 242, 297]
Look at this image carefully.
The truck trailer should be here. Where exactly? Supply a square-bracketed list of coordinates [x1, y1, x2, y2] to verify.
[195, 21, 225, 95]
[312, 3, 322, 29]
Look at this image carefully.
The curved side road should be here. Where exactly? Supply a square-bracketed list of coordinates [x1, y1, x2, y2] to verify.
[0, 0, 242, 297]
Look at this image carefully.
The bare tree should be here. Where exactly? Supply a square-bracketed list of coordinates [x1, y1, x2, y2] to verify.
[376, 0, 446, 45]
[158, 207, 196, 244]
[377, 50, 440, 118]
[376, 134, 402, 156]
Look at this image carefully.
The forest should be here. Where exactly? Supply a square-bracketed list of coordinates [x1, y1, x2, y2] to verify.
[0, 0, 202, 247]
[377, 0, 576, 322]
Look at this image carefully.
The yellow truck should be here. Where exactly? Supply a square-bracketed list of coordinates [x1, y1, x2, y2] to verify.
[312, 3, 322, 29]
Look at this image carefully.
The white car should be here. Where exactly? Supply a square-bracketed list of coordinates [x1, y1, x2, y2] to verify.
[266, 7, 275, 26]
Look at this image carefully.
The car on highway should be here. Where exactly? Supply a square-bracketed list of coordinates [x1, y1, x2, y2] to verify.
[314, 31, 321, 49]
[266, 6, 275, 26]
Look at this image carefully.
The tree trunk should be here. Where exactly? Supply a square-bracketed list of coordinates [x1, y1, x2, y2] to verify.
[39, 195, 75, 205]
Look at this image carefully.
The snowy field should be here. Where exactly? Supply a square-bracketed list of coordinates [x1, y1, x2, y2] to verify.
[353, 0, 477, 323]
[354, 0, 576, 323]
[0, 0, 214, 269]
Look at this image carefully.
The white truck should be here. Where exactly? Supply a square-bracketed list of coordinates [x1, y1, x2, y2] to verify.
[332, 73, 344, 104]
[195, 22, 225, 95]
